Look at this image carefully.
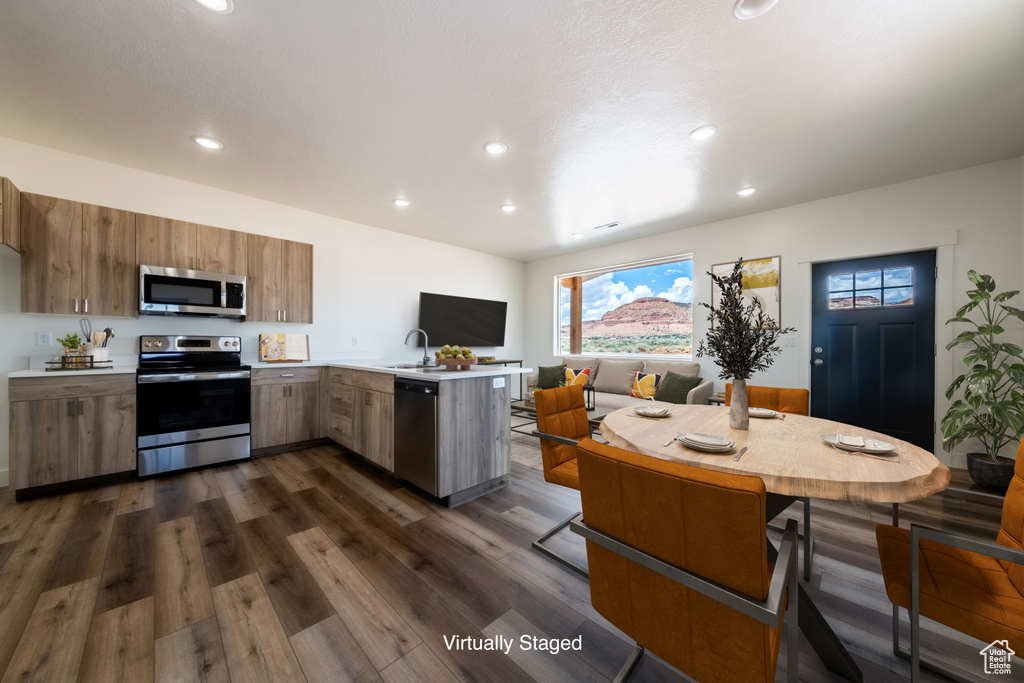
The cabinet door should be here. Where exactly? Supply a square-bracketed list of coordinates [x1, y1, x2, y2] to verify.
[281, 239, 313, 323]
[195, 223, 246, 275]
[246, 234, 282, 322]
[79, 394, 136, 478]
[359, 389, 394, 472]
[252, 383, 289, 449]
[136, 214, 193, 269]
[2, 177, 21, 253]
[20, 194, 82, 314]
[82, 204, 137, 317]
[287, 382, 320, 443]
[328, 382, 356, 450]
[10, 399, 79, 489]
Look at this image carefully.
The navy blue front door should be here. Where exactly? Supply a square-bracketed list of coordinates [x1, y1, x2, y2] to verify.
[810, 251, 936, 451]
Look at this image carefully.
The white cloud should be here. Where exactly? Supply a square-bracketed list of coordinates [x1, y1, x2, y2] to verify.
[581, 274, 653, 319]
[656, 276, 693, 303]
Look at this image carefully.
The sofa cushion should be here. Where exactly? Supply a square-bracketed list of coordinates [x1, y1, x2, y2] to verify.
[654, 371, 703, 404]
[592, 359, 644, 395]
[537, 364, 566, 390]
[562, 356, 601, 382]
[643, 359, 700, 378]
[565, 367, 592, 386]
[629, 371, 661, 399]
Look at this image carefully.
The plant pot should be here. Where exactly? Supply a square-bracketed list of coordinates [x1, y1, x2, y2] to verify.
[966, 452, 1016, 493]
[730, 379, 749, 430]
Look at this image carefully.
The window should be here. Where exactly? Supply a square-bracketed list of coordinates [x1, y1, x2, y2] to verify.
[827, 266, 915, 309]
[557, 255, 693, 356]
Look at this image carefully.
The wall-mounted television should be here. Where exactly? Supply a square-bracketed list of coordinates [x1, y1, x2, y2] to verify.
[417, 292, 507, 347]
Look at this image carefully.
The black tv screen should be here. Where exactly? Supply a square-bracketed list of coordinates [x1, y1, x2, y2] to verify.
[418, 292, 507, 347]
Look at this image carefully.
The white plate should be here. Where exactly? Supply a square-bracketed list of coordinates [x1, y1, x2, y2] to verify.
[748, 407, 779, 418]
[676, 434, 736, 452]
[820, 433, 897, 455]
[633, 408, 671, 418]
[683, 432, 733, 448]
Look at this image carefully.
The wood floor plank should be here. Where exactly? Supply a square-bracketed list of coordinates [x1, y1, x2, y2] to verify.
[326, 463, 424, 527]
[155, 476, 194, 523]
[0, 540, 17, 573]
[95, 507, 156, 614]
[238, 458, 273, 480]
[117, 479, 155, 515]
[282, 449, 318, 472]
[78, 596, 154, 683]
[248, 475, 316, 534]
[0, 577, 99, 683]
[186, 468, 224, 503]
[392, 487, 517, 559]
[193, 497, 256, 588]
[261, 454, 315, 493]
[294, 487, 383, 564]
[211, 572, 306, 683]
[289, 614, 382, 683]
[154, 616, 230, 683]
[43, 499, 117, 591]
[289, 526, 421, 671]
[214, 468, 269, 523]
[155, 516, 215, 638]
[482, 608, 605, 683]
[379, 643, 460, 683]
[305, 467, 382, 521]
[239, 515, 335, 637]
[83, 484, 122, 504]
[0, 496, 45, 543]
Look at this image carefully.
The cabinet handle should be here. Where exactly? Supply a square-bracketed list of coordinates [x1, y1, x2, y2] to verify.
[74, 298, 79, 313]
[79, 399, 84, 416]
[364, 393, 372, 406]
[84, 298, 88, 313]
[283, 310, 287, 322]
[281, 373, 295, 377]
[277, 310, 281, 322]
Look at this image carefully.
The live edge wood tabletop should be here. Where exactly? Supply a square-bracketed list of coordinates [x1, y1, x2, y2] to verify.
[600, 404, 950, 503]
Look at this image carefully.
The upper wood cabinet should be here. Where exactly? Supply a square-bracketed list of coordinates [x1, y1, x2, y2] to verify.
[247, 234, 313, 323]
[1, 177, 22, 253]
[20, 194, 137, 317]
[137, 214, 247, 275]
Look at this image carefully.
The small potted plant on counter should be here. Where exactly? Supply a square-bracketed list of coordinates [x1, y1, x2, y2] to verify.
[697, 258, 795, 429]
[941, 270, 1024, 492]
[57, 332, 86, 367]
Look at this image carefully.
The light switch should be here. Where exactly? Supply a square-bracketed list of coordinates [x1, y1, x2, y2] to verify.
[493, 377, 506, 389]
[781, 336, 797, 348]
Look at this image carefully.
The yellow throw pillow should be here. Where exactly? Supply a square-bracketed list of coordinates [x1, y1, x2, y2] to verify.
[565, 367, 592, 386]
[630, 371, 661, 399]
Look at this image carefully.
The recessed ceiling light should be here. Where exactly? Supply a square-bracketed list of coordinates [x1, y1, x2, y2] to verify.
[500, 204, 517, 213]
[571, 233, 584, 239]
[484, 142, 507, 155]
[733, 0, 778, 20]
[689, 125, 717, 141]
[191, 135, 223, 150]
[393, 198, 411, 207]
[195, 0, 234, 13]
[737, 187, 757, 197]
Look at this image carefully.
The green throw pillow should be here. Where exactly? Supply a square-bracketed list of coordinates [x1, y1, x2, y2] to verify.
[654, 371, 702, 404]
[537, 364, 567, 390]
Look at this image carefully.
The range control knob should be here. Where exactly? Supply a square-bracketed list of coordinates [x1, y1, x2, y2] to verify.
[143, 340, 152, 348]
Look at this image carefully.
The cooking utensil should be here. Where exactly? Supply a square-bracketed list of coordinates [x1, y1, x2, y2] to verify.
[91, 331, 104, 348]
[101, 327, 114, 347]
[80, 318, 92, 344]
[732, 447, 749, 462]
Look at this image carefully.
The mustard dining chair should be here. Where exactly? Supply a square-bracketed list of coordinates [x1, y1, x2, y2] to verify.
[876, 440, 1024, 682]
[531, 383, 592, 576]
[571, 437, 799, 682]
[727, 383, 814, 581]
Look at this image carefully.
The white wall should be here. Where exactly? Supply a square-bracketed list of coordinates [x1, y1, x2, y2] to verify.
[0, 136, 526, 487]
[525, 157, 1024, 466]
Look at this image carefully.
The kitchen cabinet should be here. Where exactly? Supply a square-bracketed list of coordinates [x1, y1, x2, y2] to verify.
[251, 367, 320, 450]
[325, 368, 393, 471]
[9, 374, 136, 491]
[1, 176, 21, 253]
[247, 234, 313, 323]
[20, 194, 136, 316]
[137, 214, 247, 275]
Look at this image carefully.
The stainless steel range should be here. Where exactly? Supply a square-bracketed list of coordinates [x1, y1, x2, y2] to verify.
[137, 335, 251, 476]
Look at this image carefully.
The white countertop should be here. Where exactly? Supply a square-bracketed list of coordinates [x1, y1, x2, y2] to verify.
[9, 359, 531, 381]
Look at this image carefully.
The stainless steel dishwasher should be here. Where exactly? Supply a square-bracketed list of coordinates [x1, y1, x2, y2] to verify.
[394, 377, 440, 495]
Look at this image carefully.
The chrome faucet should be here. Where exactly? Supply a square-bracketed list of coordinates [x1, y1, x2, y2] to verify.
[404, 328, 431, 365]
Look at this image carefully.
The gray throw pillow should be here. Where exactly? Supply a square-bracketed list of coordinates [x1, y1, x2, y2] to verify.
[592, 359, 644, 395]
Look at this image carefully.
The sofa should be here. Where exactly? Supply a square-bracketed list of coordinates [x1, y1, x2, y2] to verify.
[526, 356, 714, 410]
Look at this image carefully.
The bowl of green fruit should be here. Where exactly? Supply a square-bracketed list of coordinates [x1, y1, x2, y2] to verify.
[434, 345, 478, 371]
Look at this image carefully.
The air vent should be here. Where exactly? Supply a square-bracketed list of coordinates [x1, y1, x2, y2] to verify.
[593, 222, 620, 231]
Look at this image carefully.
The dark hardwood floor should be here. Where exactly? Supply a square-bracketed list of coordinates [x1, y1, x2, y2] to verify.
[0, 442, 1005, 682]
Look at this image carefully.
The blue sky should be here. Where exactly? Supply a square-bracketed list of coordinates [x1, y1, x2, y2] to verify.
[560, 258, 693, 324]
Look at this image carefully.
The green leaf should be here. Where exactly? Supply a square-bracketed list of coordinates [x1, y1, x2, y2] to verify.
[1000, 343, 1023, 357]
[994, 290, 1019, 302]
[967, 270, 982, 284]
[945, 316, 973, 324]
[956, 301, 979, 317]
[1000, 305, 1024, 323]
[968, 291, 987, 302]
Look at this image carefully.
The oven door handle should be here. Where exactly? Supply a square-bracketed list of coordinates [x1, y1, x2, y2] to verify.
[138, 371, 251, 384]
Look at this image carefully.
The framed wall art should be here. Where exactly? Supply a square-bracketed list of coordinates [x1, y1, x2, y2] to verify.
[710, 256, 782, 328]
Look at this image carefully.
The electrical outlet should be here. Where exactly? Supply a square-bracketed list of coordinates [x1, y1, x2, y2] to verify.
[781, 336, 797, 348]
[37, 331, 51, 347]
[351, 336, 359, 346]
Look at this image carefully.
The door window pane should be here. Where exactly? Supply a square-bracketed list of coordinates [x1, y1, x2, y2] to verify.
[884, 267, 913, 287]
[857, 289, 882, 307]
[855, 270, 882, 289]
[828, 273, 853, 292]
[827, 266, 915, 309]
[828, 291, 854, 309]
[884, 287, 914, 306]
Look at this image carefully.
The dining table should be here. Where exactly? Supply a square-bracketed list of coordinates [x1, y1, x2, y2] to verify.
[599, 403, 952, 683]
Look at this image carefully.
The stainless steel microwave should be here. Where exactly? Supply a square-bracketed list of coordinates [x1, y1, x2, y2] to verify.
[139, 265, 246, 319]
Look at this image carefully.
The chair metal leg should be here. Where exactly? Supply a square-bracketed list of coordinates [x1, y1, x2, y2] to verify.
[788, 542, 799, 683]
[768, 497, 813, 581]
[890, 604, 974, 683]
[532, 512, 589, 577]
[612, 644, 644, 683]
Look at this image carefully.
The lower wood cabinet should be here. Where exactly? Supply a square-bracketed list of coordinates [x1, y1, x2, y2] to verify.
[9, 375, 136, 490]
[251, 368, 320, 450]
[325, 368, 394, 471]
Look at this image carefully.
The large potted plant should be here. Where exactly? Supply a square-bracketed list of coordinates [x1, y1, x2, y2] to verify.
[941, 270, 1024, 492]
[697, 258, 795, 429]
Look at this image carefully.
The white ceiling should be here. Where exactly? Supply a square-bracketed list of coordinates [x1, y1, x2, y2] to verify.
[0, 1, 1022, 262]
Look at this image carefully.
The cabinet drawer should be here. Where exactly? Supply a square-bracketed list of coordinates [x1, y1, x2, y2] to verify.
[251, 366, 320, 385]
[329, 368, 394, 394]
[328, 383, 355, 418]
[9, 374, 136, 401]
[328, 410, 354, 448]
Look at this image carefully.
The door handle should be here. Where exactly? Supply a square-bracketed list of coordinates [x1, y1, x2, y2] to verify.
[814, 359, 824, 366]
